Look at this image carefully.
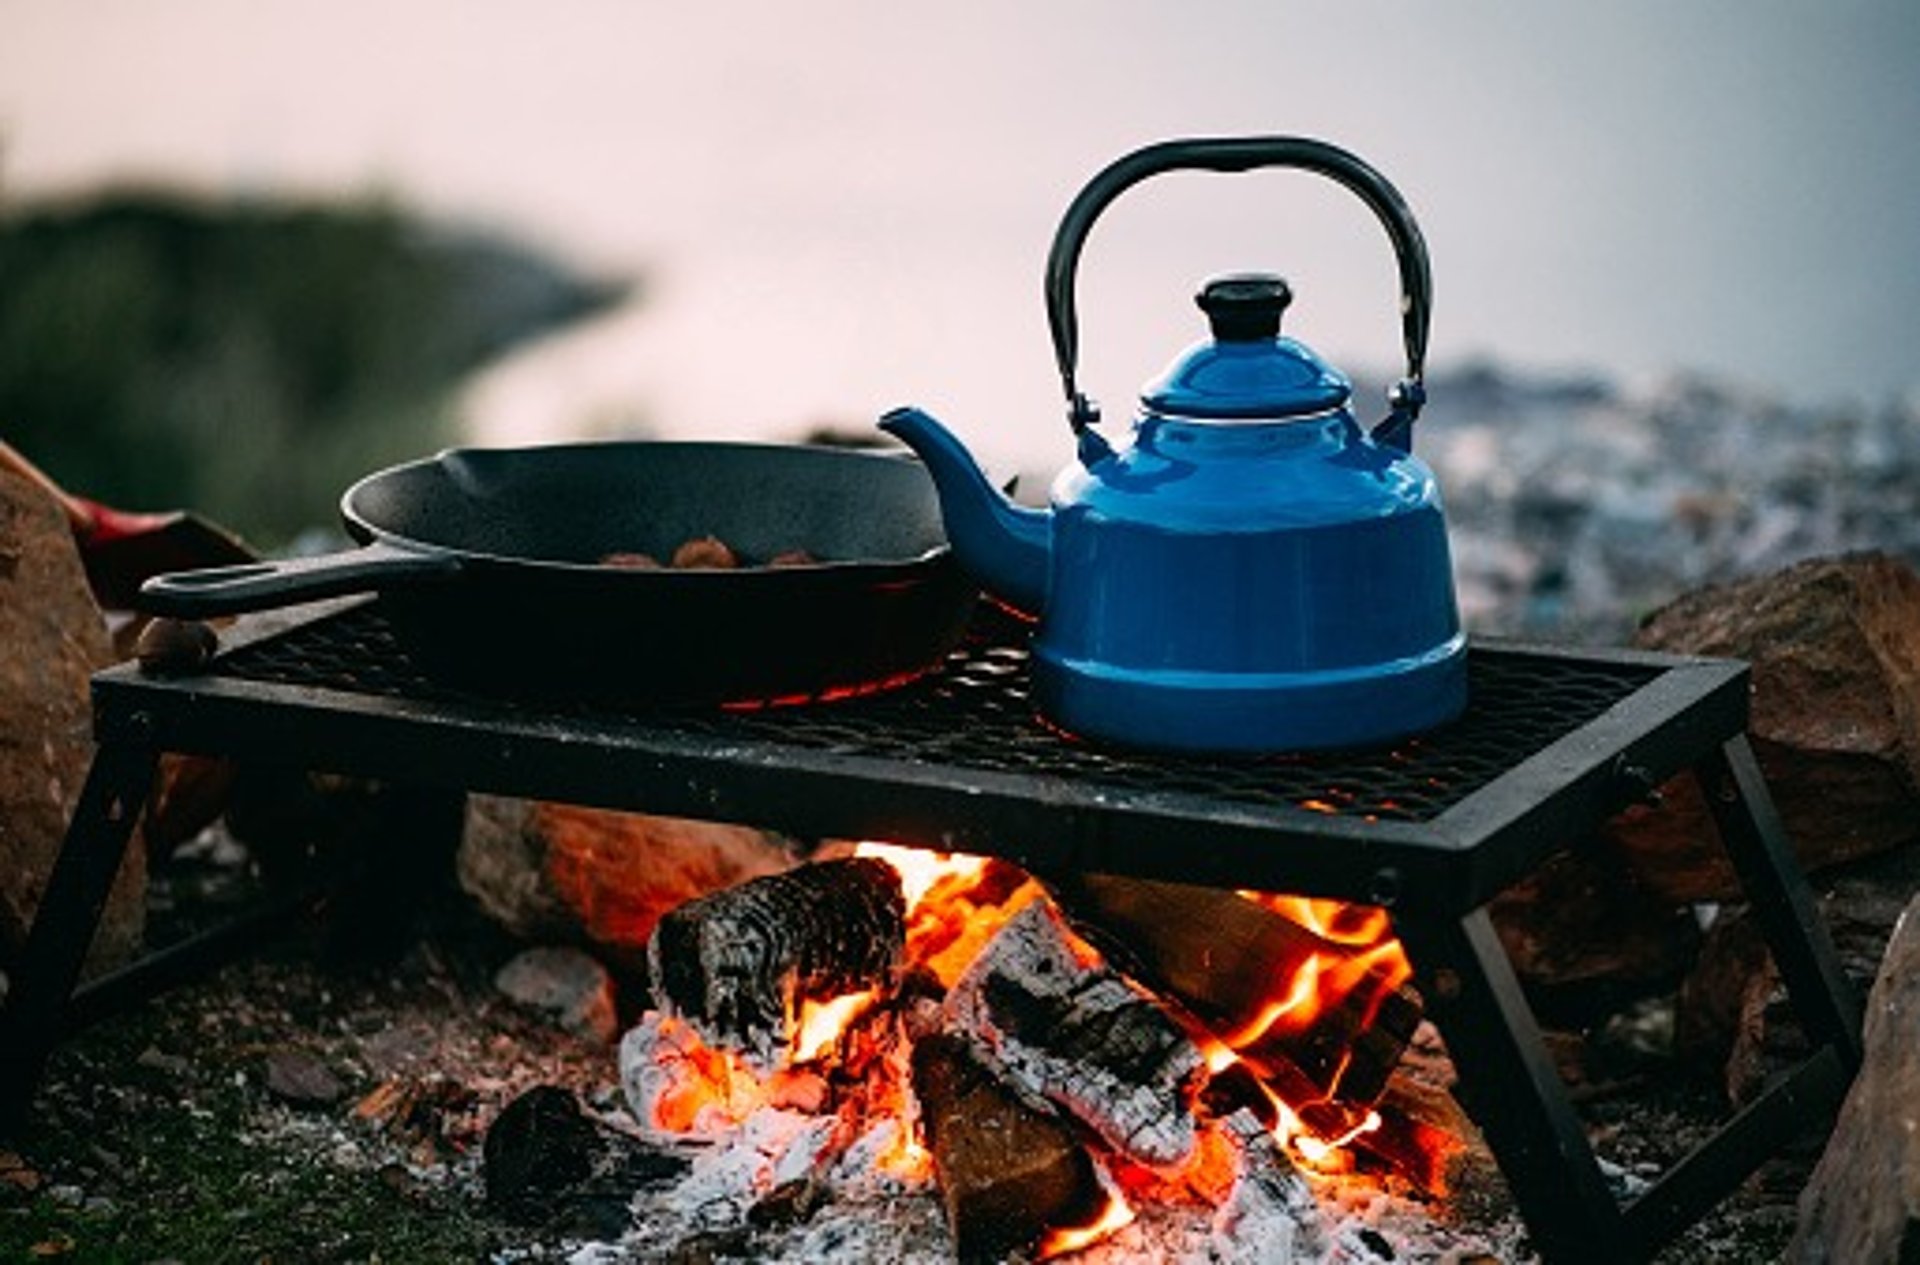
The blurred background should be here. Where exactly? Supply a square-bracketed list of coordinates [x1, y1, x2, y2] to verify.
[3, 0, 1917, 633]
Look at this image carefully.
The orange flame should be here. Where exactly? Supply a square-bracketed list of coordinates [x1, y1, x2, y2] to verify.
[853, 841, 1037, 988]
[1199, 1042, 1385, 1174]
[793, 988, 880, 1064]
[1240, 892, 1403, 954]
[634, 840, 1439, 1208]
[1223, 891, 1412, 1054]
[1217, 952, 1325, 1048]
[854, 841, 987, 912]
[1292, 1108, 1383, 1167]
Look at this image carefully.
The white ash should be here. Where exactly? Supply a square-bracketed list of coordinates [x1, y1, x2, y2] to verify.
[574, 1106, 938, 1261]
[572, 1079, 1524, 1265]
[1208, 1110, 1329, 1263]
[618, 1011, 754, 1143]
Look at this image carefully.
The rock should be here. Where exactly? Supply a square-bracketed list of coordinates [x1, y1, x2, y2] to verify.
[483, 1082, 695, 1243]
[1791, 893, 1920, 1262]
[494, 945, 620, 1043]
[142, 755, 240, 859]
[1680, 843, 1920, 1106]
[0, 1149, 43, 1192]
[1487, 845, 1700, 1006]
[0, 467, 144, 972]
[457, 797, 796, 969]
[483, 1085, 597, 1215]
[262, 1047, 347, 1108]
[1609, 553, 1920, 902]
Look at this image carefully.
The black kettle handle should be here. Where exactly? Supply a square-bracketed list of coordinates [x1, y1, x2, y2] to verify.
[1045, 136, 1432, 441]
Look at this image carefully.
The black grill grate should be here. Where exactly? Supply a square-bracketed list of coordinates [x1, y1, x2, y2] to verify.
[217, 602, 1659, 824]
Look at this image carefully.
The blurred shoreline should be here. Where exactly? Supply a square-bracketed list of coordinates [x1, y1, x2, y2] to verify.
[4, 185, 1915, 648]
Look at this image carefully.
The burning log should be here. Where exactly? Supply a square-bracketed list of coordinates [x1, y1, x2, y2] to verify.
[945, 899, 1206, 1169]
[647, 856, 906, 1070]
[1360, 1072, 1485, 1197]
[910, 1031, 1102, 1260]
[1049, 873, 1422, 1104]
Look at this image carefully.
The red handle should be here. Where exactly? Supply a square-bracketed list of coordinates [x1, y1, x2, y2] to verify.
[0, 438, 183, 544]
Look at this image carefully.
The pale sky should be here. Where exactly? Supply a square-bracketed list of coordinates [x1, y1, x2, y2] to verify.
[3, 2, 1915, 462]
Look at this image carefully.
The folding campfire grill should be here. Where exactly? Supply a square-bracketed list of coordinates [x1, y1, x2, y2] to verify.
[0, 597, 1862, 1263]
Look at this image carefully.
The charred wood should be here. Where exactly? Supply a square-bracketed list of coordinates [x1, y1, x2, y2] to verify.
[647, 857, 905, 1071]
[911, 1031, 1100, 1261]
[484, 1084, 691, 1241]
[945, 899, 1205, 1169]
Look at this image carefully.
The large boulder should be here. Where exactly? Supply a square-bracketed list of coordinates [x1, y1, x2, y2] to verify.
[457, 798, 797, 973]
[0, 468, 144, 971]
[1791, 892, 1920, 1262]
[1608, 553, 1920, 902]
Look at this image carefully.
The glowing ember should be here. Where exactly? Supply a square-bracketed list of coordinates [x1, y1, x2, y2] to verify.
[1293, 1108, 1383, 1166]
[1038, 1183, 1136, 1258]
[874, 1121, 933, 1184]
[629, 1014, 770, 1134]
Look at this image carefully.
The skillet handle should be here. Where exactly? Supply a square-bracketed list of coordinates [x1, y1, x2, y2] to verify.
[138, 540, 462, 617]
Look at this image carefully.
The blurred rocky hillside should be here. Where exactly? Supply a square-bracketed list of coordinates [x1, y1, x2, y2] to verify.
[3, 188, 1912, 647]
[1393, 364, 1920, 643]
[0, 191, 626, 544]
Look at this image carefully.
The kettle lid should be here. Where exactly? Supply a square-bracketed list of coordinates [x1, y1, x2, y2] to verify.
[1140, 273, 1351, 420]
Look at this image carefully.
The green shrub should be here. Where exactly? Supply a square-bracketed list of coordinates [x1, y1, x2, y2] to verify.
[0, 191, 625, 546]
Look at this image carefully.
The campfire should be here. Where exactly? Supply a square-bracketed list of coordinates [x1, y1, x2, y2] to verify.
[616, 842, 1461, 1259]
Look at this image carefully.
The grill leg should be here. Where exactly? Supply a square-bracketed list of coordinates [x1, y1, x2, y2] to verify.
[1696, 735, 1862, 1068]
[1394, 907, 1636, 1264]
[1397, 736, 1865, 1262]
[1607, 734, 1864, 1249]
[0, 739, 158, 1131]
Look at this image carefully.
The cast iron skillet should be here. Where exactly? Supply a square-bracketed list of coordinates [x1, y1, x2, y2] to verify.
[139, 441, 977, 705]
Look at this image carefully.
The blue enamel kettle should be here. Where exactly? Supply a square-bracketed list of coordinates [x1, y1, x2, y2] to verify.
[881, 136, 1465, 753]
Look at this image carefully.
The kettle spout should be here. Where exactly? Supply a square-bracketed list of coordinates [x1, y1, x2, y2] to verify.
[880, 406, 1049, 617]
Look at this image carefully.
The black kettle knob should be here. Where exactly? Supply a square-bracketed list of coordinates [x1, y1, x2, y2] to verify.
[1196, 273, 1292, 341]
